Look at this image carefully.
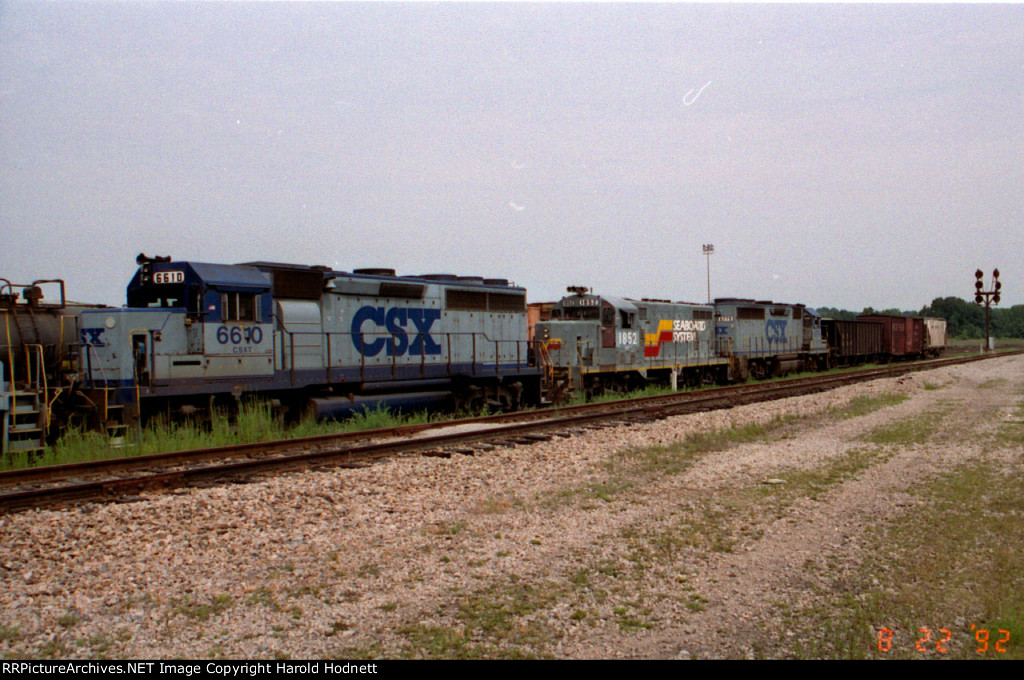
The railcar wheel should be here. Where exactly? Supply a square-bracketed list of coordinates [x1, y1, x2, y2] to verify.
[454, 385, 487, 415]
[749, 361, 769, 381]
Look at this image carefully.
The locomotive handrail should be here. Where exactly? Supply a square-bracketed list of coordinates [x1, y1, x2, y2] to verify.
[27, 344, 48, 433]
[325, 331, 332, 384]
[3, 312, 16, 424]
[274, 328, 533, 387]
[0, 278, 66, 309]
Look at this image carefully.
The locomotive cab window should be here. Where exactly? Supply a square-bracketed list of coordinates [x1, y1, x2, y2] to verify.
[560, 307, 599, 321]
[222, 292, 258, 322]
[129, 284, 186, 309]
[187, 285, 203, 319]
[602, 307, 616, 326]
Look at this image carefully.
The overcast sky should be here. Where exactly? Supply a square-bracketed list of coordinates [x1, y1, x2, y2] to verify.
[2, 1, 1022, 310]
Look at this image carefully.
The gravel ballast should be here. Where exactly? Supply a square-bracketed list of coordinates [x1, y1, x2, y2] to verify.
[1, 355, 1021, 659]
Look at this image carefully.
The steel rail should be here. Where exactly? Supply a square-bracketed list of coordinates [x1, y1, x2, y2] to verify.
[1, 350, 1019, 512]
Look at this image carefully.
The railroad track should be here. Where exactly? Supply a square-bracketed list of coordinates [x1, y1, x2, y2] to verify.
[1, 351, 1018, 513]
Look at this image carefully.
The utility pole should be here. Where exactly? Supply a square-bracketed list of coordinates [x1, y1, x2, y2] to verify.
[703, 244, 714, 304]
[973, 268, 1001, 351]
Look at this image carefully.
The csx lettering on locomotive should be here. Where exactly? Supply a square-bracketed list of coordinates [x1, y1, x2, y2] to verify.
[351, 306, 442, 357]
[765, 320, 788, 342]
[81, 328, 107, 347]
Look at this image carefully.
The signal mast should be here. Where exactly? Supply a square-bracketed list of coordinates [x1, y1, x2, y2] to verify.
[973, 268, 1001, 351]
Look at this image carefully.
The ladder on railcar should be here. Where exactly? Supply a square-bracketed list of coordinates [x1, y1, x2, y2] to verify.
[536, 340, 575, 404]
[1, 345, 47, 460]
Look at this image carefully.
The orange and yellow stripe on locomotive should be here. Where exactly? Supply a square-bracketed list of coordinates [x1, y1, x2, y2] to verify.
[644, 319, 706, 357]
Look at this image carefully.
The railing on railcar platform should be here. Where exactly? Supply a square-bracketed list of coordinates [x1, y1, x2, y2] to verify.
[277, 329, 535, 386]
[735, 336, 800, 358]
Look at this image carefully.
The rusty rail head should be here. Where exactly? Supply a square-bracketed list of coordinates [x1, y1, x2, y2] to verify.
[2, 350, 1021, 514]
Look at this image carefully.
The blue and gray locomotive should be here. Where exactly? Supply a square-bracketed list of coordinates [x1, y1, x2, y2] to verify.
[534, 287, 731, 399]
[712, 298, 828, 379]
[77, 256, 541, 425]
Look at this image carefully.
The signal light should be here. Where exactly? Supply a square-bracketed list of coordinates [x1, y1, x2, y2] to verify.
[993, 269, 1000, 279]
[976, 280, 984, 290]
[995, 281, 1002, 291]
[976, 269, 984, 280]
[975, 294, 984, 304]
[994, 294, 1001, 304]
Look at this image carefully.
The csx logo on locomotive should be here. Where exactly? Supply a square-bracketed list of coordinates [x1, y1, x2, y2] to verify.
[80, 328, 107, 347]
[351, 306, 442, 357]
[766, 320, 788, 343]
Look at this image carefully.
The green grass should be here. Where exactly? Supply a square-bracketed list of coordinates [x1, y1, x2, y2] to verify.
[626, 435, 892, 559]
[56, 611, 81, 628]
[774, 453, 1024, 659]
[832, 393, 908, 419]
[993, 399, 1024, 446]
[392, 580, 560, 659]
[361, 381, 1022, 659]
[475, 494, 525, 514]
[1, 402, 452, 471]
[565, 362, 904, 408]
[947, 337, 1024, 351]
[245, 588, 280, 611]
[860, 405, 952, 445]
[172, 594, 234, 621]
[545, 415, 797, 509]
[612, 603, 654, 632]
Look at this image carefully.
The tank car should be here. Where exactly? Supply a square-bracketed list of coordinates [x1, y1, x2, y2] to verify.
[1, 278, 106, 455]
[78, 256, 541, 426]
[534, 287, 730, 400]
[713, 298, 827, 379]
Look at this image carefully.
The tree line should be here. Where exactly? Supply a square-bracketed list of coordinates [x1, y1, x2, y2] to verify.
[816, 297, 1024, 339]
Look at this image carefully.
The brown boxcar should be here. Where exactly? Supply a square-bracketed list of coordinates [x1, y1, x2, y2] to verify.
[821, 318, 884, 365]
[858, 314, 925, 357]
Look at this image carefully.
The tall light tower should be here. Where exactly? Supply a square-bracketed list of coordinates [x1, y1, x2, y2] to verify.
[703, 244, 714, 304]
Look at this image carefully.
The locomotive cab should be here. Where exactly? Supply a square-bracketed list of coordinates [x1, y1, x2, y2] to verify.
[80, 258, 275, 420]
[536, 289, 631, 397]
[801, 307, 828, 370]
